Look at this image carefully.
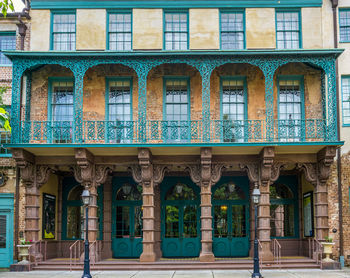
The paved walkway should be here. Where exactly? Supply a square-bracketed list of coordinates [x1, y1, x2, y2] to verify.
[0, 269, 350, 278]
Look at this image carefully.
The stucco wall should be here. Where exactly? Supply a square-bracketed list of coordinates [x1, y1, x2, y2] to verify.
[189, 9, 219, 50]
[246, 8, 275, 49]
[76, 9, 106, 50]
[133, 9, 162, 50]
[302, 8, 322, 49]
[30, 9, 50, 51]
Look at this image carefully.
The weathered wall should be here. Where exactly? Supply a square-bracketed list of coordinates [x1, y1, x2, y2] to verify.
[246, 8, 275, 49]
[30, 9, 50, 51]
[189, 9, 219, 50]
[76, 9, 106, 50]
[133, 9, 163, 50]
[302, 8, 323, 49]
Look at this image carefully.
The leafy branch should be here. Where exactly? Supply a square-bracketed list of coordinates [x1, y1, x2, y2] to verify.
[0, 0, 14, 17]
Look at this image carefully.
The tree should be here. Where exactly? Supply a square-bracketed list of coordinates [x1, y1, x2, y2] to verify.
[0, 0, 14, 17]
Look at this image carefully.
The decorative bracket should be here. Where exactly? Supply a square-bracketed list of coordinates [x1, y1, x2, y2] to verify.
[36, 165, 53, 188]
[137, 148, 152, 187]
[12, 148, 35, 187]
[74, 148, 95, 188]
[95, 165, 113, 186]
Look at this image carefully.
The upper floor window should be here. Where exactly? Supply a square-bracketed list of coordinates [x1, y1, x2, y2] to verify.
[276, 10, 301, 49]
[342, 76, 350, 125]
[0, 32, 16, 65]
[220, 11, 245, 50]
[51, 12, 76, 51]
[108, 12, 132, 51]
[164, 12, 188, 50]
[339, 9, 350, 43]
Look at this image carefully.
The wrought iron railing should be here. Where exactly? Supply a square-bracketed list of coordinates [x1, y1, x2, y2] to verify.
[12, 119, 329, 145]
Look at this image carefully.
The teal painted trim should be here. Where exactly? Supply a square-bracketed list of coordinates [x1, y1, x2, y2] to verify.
[163, 76, 191, 122]
[4, 49, 344, 57]
[219, 9, 246, 50]
[270, 175, 299, 239]
[31, 0, 323, 9]
[106, 10, 133, 51]
[50, 10, 76, 51]
[163, 10, 189, 51]
[277, 75, 305, 140]
[339, 9, 350, 43]
[275, 9, 302, 49]
[0, 154, 12, 158]
[341, 75, 350, 126]
[0, 193, 14, 267]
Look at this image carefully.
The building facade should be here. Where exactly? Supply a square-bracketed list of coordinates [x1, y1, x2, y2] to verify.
[3, 0, 350, 268]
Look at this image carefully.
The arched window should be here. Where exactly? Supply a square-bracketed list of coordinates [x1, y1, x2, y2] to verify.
[270, 181, 298, 238]
[213, 182, 246, 200]
[165, 183, 196, 200]
[116, 183, 142, 201]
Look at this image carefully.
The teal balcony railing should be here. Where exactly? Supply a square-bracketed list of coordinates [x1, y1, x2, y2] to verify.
[11, 119, 328, 145]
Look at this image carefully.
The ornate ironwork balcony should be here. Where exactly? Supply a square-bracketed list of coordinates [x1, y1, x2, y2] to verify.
[11, 119, 328, 145]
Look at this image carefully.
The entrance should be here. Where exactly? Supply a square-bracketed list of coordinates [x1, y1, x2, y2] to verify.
[0, 194, 14, 268]
[161, 177, 200, 258]
[212, 177, 249, 257]
[112, 177, 143, 258]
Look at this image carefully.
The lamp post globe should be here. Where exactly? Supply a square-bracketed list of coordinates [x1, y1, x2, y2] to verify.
[252, 184, 262, 278]
[81, 189, 92, 278]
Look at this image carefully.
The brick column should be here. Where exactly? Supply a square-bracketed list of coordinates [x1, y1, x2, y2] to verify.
[103, 177, 112, 259]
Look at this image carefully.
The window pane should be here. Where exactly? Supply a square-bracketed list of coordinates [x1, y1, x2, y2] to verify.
[67, 206, 83, 239]
[340, 10, 350, 42]
[220, 12, 245, 50]
[164, 13, 188, 50]
[342, 77, 350, 124]
[0, 215, 6, 248]
[116, 206, 130, 237]
[270, 204, 295, 237]
[0, 33, 16, 65]
[109, 13, 132, 50]
[52, 13, 76, 51]
[276, 11, 300, 49]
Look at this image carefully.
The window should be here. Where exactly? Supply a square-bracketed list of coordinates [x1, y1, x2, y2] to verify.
[164, 12, 188, 50]
[0, 32, 16, 65]
[51, 12, 76, 51]
[163, 78, 190, 141]
[108, 12, 132, 50]
[220, 11, 245, 50]
[49, 79, 74, 142]
[221, 78, 246, 142]
[276, 11, 301, 49]
[339, 9, 350, 42]
[342, 76, 350, 125]
[106, 79, 133, 142]
[278, 77, 304, 141]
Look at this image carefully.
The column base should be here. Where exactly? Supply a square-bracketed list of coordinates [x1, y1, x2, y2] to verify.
[260, 249, 273, 261]
[140, 251, 157, 262]
[199, 251, 215, 262]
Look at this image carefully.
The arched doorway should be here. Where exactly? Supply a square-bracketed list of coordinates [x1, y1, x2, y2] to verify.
[212, 177, 250, 257]
[161, 177, 200, 257]
[112, 177, 143, 258]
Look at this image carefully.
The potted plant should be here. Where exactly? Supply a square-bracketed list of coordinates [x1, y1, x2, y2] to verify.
[321, 236, 335, 262]
[17, 238, 32, 264]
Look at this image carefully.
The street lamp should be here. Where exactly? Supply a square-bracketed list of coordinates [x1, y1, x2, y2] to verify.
[252, 183, 262, 278]
[81, 189, 92, 278]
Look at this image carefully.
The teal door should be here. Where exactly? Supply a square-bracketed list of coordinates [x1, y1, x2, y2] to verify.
[112, 177, 143, 258]
[0, 194, 14, 268]
[212, 177, 249, 257]
[161, 177, 200, 258]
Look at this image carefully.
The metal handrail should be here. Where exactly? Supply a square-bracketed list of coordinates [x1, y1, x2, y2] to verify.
[308, 238, 323, 266]
[272, 238, 281, 269]
[28, 240, 47, 266]
[69, 240, 82, 272]
[89, 240, 100, 266]
[257, 239, 263, 271]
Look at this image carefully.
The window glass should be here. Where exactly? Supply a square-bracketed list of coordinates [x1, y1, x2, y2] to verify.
[164, 13, 188, 50]
[342, 77, 350, 125]
[276, 11, 300, 49]
[0, 33, 16, 65]
[165, 183, 196, 200]
[116, 184, 142, 201]
[109, 13, 132, 50]
[52, 13, 76, 50]
[0, 215, 6, 248]
[221, 12, 244, 50]
[108, 80, 131, 122]
[340, 10, 350, 42]
[213, 182, 245, 200]
[67, 206, 83, 239]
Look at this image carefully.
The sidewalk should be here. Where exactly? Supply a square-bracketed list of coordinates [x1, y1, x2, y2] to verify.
[0, 269, 350, 278]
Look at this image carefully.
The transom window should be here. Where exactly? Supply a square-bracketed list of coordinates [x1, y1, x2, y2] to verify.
[164, 12, 188, 50]
[220, 12, 245, 50]
[51, 12, 76, 51]
[276, 11, 301, 49]
[0, 32, 16, 65]
[108, 12, 132, 51]
[342, 76, 350, 125]
[340, 10, 350, 42]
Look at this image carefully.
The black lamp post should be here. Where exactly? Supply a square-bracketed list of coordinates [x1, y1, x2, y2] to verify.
[81, 189, 92, 278]
[252, 183, 262, 278]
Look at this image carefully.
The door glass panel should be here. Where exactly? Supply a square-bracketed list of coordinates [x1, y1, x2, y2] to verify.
[270, 204, 295, 237]
[165, 205, 179, 238]
[0, 215, 6, 248]
[116, 206, 130, 238]
[214, 205, 228, 238]
[67, 206, 83, 239]
[134, 206, 143, 238]
[183, 205, 197, 238]
[232, 205, 246, 237]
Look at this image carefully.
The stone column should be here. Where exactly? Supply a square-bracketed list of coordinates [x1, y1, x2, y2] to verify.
[57, 176, 63, 257]
[102, 177, 113, 259]
[187, 147, 225, 262]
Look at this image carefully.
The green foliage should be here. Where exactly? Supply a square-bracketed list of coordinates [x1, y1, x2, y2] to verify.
[325, 236, 333, 243]
[0, 87, 10, 131]
[0, 0, 14, 17]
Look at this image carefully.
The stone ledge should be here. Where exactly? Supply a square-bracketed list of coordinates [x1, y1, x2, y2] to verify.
[10, 263, 32, 272]
[321, 261, 341, 270]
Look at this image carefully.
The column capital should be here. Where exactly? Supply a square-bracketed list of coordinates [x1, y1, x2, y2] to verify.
[74, 148, 95, 187]
[12, 148, 35, 187]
